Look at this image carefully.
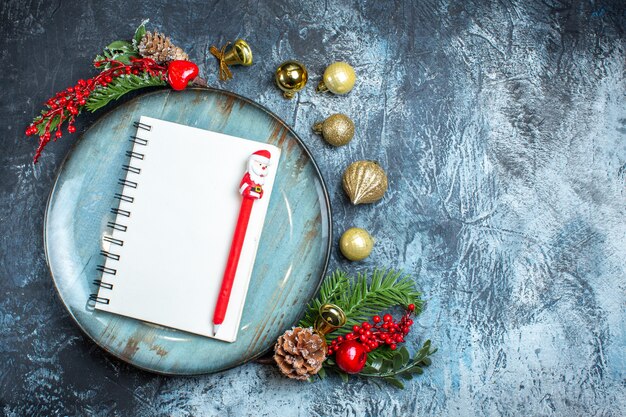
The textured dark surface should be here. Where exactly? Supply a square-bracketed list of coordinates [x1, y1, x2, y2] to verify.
[1, 1, 625, 416]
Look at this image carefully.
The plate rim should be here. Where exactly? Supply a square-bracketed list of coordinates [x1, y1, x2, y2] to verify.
[43, 87, 332, 375]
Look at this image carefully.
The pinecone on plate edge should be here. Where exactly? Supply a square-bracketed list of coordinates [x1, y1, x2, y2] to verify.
[138, 31, 189, 64]
[274, 327, 326, 380]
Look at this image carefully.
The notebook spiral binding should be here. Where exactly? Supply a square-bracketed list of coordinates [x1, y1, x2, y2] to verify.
[88, 120, 151, 308]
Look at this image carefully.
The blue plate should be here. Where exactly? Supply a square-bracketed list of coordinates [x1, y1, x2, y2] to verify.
[44, 88, 331, 375]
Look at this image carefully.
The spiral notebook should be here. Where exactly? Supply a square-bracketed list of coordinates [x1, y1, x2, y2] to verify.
[90, 116, 281, 342]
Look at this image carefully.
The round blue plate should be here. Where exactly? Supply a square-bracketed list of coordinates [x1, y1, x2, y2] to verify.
[44, 88, 331, 375]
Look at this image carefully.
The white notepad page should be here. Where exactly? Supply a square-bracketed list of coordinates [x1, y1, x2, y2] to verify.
[94, 116, 281, 342]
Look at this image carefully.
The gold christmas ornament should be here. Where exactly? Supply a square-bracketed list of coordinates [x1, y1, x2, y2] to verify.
[317, 62, 356, 95]
[274, 327, 326, 380]
[312, 113, 355, 147]
[138, 31, 189, 64]
[275, 61, 308, 99]
[339, 227, 375, 261]
[314, 303, 347, 336]
[342, 160, 388, 205]
[210, 39, 253, 81]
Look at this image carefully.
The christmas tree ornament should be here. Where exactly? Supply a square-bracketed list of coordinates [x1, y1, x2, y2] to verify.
[275, 61, 308, 99]
[312, 113, 355, 147]
[342, 160, 388, 205]
[274, 327, 327, 380]
[210, 39, 253, 81]
[316, 62, 356, 95]
[339, 227, 374, 261]
[334, 340, 368, 374]
[314, 303, 347, 336]
[166, 60, 199, 91]
[138, 31, 189, 63]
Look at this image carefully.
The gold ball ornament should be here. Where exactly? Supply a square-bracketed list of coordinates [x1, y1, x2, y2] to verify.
[275, 61, 308, 99]
[312, 113, 355, 146]
[317, 62, 356, 95]
[342, 160, 388, 205]
[339, 227, 375, 261]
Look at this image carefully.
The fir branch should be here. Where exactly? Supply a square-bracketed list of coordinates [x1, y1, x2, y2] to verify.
[299, 269, 423, 338]
[85, 73, 166, 112]
[298, 269, 433, 388]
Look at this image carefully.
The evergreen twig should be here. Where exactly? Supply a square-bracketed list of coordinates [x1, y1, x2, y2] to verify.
[86, 73, 167, 112]
[297, 269, 434, 388]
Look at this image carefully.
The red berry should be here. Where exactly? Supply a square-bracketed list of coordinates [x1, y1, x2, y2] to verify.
[78, 99, 86, 106]
[334, 340, 368, 374]
[408, 304, 415, 311]
[362, 322, 371, 330]
[327, 348, 333, 355]
[68, 125, 76, 133]
[364, 345, 371, 353]
[345, 334, 353, 341]
[352, 325, 360, 332]
[55, 130, 62, 139]
[358, 328, 365, 335]
[337, 336, 344, 343]
[105, 75, 113, 83]
[383, 314, 392, 323]
[390, 344, 397, 350]
[373, 315, 381, 323]
[382, 323, 389, 329]
[407, 319, 413, 326]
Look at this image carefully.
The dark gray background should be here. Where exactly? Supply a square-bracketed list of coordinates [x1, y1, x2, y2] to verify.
[1, 1, 625, 416]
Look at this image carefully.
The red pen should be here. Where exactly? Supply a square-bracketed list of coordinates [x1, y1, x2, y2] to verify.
[213, 150, 272, 336]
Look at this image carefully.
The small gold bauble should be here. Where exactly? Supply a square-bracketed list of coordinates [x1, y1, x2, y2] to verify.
[317, 62, 356, 95]
[275, 61, 308, 99]
[312, 113, 355, 147]
[342, 160, 388, 205]
[339, 227, 374, 261]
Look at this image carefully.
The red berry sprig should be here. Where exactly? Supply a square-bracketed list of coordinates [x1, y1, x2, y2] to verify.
[327, 303, 416, 357]
[25, 57, 167, 163]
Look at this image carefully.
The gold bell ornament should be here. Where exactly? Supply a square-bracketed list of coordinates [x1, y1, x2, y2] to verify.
[312, 113, 355, 147]
[339, 227, 375, 261]
[275, 61, 308, 99]
[314, 303, 347, 338]
[210, 39, 253, 81]
[317, 61, 356, 95]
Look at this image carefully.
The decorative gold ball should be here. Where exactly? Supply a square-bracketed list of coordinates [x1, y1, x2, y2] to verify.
[312, 113, 355, 146]
[317, 62, 356, 95]
[339, 227, 374, 261]
[342, 160, 388, 205]
[275, 61, 308, 99]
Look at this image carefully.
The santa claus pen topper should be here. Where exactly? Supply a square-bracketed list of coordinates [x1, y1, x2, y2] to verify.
[213, 150, 272, 336]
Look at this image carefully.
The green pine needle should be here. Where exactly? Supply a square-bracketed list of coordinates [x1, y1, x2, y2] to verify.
[299, 269, 423, 335]
[86, 73, 167, 112]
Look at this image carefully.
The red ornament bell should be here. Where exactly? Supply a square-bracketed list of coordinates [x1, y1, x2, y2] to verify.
[334, 340, 367, 374]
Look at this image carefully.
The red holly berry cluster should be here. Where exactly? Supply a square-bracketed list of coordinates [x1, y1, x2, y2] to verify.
[328, 303, 416, 356]
[25, 57, 167, 163]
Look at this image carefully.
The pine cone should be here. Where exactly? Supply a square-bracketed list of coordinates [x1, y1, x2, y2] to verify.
[274, 327, 326, 380]
[138, 31, 189, 64]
